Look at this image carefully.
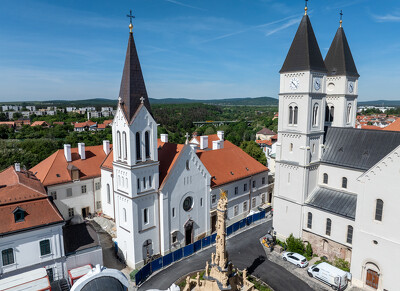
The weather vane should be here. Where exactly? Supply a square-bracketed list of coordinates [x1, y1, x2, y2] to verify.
[127, 10, 135, 32]
[305, 0, 308, 15]
[340, 10, 343, 27]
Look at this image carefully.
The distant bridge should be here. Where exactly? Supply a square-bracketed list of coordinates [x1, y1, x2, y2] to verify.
[193, 120, 254, 127]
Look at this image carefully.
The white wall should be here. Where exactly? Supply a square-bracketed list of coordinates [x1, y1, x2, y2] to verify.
[48, 178, 99, 219]
[351, 147, 400, 291]
[100, 169, 114, 219]
[0, 224, 65, 279]
[66, 248, 103, 271]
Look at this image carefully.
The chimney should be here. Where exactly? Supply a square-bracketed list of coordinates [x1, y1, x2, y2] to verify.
[212, 140, 223, 150]
[200, 136, 208, 150]
[78, 143, 86, 160]
[14, 163, 20, 172]
[160, 134, 168, 143]
[217, 131, 224, 141]
[64, 144, 72, 162]
[103, 140, 110, 155]
[190, 143, 197, 153]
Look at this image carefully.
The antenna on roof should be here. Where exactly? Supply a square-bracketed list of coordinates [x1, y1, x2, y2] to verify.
[340, 10, 343, 27]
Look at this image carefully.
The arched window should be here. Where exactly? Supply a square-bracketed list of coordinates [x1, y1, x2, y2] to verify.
[342, 177, 348, 189]
[325, 105, 330, 122]
[375, 199, 383, 221]
[122, 132, 127, 160]
[135, 132, 141, 161]
[347, 104, 352, 124]
[293, 106, 298, 124]
[145, 131, 150, 159]
[107, 184, 110, 204]
[347, 225, 353, 244]
[323, 173, 328, 184]
[289, 106, 293, 124]
[117, 131, 121, 159]
[330, 106, 335, 122]
[307, 212, 312, 229]
[326, 218, 331, 236]
[312, 104, 319, 126]
[289, 143, 293, 152]
[123, 208, 127, 222]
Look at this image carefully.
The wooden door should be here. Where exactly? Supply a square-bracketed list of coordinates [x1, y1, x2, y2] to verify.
[366, 269, 379, 289]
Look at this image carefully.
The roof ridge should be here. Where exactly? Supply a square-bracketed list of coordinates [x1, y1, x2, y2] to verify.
[41, 150, 62, 184]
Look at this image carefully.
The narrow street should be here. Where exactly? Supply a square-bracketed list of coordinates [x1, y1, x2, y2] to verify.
[139, 219, 313, 291]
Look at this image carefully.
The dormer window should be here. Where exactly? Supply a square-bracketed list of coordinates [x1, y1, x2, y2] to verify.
[13, 207, 25, 222]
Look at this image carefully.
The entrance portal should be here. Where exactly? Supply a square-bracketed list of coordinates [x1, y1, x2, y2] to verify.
[366, 269, 379, 289]
[184, 219, 194, 245]
[81, 207, 89, 218]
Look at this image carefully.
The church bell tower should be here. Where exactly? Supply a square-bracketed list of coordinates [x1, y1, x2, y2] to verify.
[273, 3, 327, 239]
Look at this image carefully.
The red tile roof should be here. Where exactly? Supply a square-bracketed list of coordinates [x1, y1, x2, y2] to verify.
[360, 125, 382, 130]
[384, 118, 400, 132]
[158, 141, 185, 185]
[97, 124, 107, 129]
[0, 166, 63, 234]
[256, 140, 273, 146]
[103, 120, 113, 126]
[0, 121, 15, 128]
[101, 150, 113, 171]
[53, 121, 65, 125]
[74, 121, 96, 128]
[30, 145, 109, 187]
[190, 134, 235, 150]
[197, 144, 268, 188]
[31, 121, 49, 127]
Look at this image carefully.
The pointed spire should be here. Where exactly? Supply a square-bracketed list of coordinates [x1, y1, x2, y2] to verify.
[324, 23, 359, 77]
[119, 13, 152, 123]
[280, 14, 326, 73]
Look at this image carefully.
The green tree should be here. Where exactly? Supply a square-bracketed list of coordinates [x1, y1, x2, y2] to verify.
[239, 141, 267, 165]
[285, 234, 305, 255]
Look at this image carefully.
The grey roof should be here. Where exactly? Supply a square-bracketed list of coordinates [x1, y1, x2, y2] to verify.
[280, 15, 327, 73]
[63, 222, 100, 255]
[324, 27, 359, 77]
[119, 32, 152, 123]
[81, 276, 125, 291]
[257, 128, 276, 135]
[306, 187, 356, 219]
[321, 127, 400, 171]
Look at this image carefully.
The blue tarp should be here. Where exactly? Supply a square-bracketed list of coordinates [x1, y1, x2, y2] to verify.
[202, 236, 211, 248]
[232, 221, 240, 232]
[135, 269, 142, 285]
[226, 225, 233, 236]
[173, 248, 183, 262]
[151, 257, 163, 273]
[239, 218, 246, 229]
[162, 253, 173, 267]
[211, 233, 217, 243]
[194, 240, 202, 252]
[184, 244, 194, 257]
[247, 215, 253, 225]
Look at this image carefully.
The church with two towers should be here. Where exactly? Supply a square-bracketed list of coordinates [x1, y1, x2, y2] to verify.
[273, 4, 400, 290]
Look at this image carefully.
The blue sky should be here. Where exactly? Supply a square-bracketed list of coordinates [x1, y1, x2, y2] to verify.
[0, 0, 399, 102]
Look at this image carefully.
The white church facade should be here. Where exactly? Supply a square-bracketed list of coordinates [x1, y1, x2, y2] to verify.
[99, 23, 269, 269]
[273, 6, 400, 291]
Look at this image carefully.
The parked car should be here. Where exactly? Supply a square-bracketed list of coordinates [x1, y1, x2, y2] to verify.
[281, 252, 308, 268]
[307, 262, 351, 290]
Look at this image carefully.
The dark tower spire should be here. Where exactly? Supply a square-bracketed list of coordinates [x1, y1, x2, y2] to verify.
[119, 11, 152, 123]
[280, 6, 326, 73]
[324, 11, 359, 77]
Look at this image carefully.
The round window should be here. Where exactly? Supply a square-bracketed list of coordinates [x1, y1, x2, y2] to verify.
[183, 196, 193, 212]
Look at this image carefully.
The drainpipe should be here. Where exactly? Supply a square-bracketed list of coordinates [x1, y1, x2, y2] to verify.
[248, 176, 253, 213]
[93, 179, 96, 215]
[158, 190, 162, 256]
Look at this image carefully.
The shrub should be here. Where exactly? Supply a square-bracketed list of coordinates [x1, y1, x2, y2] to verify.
[334, 258, 350, 272]
[129, 269, 138, 281]
[285, 234, 305, 255]
[305, 242, 313, 259]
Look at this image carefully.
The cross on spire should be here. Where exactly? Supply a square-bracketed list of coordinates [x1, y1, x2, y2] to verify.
[140, 96, 145, 104]
[127, 10, 135, 32]
[340, 10, 343, 27]
[305, 0, 308, 15]
[185, 132, 190, 144]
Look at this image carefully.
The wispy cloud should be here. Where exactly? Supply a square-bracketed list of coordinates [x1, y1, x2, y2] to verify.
[265, 18, 300, 36]
[372, 13, 400, 23]
[325, 0, 366, 11]
[199, 14, 300, 44]
[164, 0, 206, 11]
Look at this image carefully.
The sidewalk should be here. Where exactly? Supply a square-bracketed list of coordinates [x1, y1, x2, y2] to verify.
[260, 242, 364, 291]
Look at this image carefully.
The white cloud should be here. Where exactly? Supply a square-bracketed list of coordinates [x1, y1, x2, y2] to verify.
[372, 13, 400, 22]
[164, 0, 206, 11]
[265, 18, 300, 36]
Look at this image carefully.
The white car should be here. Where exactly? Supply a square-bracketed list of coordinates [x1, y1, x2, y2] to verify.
[282, 252, 309, 268]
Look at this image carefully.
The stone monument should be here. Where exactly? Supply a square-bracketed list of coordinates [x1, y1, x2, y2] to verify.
[182, 190, 254, 291]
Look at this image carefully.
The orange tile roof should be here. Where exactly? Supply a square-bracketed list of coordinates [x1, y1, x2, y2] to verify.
[74, 121, 96, 128]
[384, 118, 400, 132]
[191, 134, 235, 150]
[101, 149, 114, 171]
[103, 120, 113, 126]
[97, 124, 107, 129]
[256, 140, 273, 146]
[30, 145, 108, 187]
[158, 142, 185, 185]
[0, 121, 15, 128]
[0, 166, 63, 234]
[53, 121, 65, 125]
[360, 125, 382, 130]
[31, 121, 49, 127]
[197, 144, 268, 188]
